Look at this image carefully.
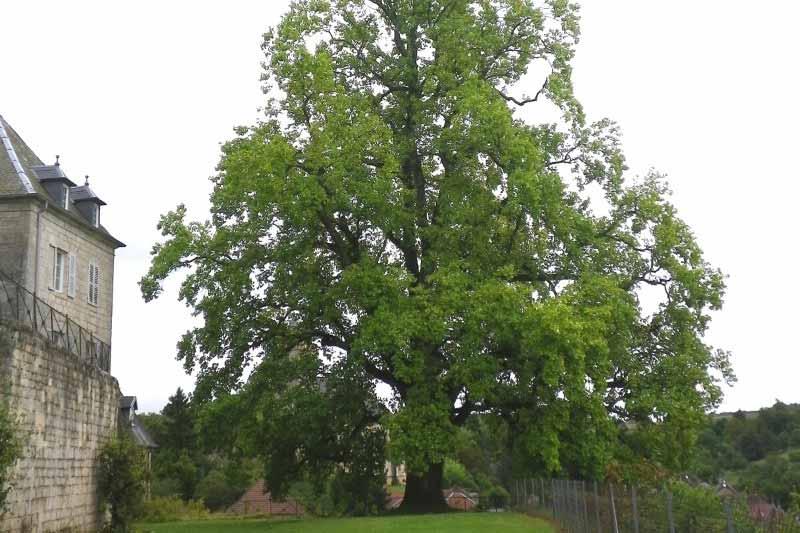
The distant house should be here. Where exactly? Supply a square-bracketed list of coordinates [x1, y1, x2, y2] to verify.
[749, 500, 783, 523]
[385, 461, 406, 485]
[119, 396, 158, 496]
[227, 480, 304, 516]
[444, 487, 478, 511]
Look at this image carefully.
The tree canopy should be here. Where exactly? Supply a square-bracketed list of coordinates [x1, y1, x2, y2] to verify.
[142, 0, 732, 511]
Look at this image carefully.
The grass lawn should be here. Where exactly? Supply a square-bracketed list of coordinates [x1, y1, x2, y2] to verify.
[136, 512, 554, 533]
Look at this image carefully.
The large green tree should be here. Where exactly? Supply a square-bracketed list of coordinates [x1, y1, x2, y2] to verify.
[142, 0, 732, 511]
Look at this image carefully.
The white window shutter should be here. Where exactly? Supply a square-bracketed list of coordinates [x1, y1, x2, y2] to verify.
[94, 266, 100, 305]
[67, 254, 77, 298]
[51, 247, 57, 289]
[88, 264, 94, 305]
[88, 264, 100, 306]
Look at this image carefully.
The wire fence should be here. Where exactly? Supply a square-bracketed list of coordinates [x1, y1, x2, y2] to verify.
[0, 269, 111, 372]
[511, 478, 800, 533]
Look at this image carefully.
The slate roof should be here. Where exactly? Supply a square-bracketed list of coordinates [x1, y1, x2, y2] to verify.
[0, 114, 124, 248]
[119, 396, 138, 410]
[31, 163, 75, 185]
[70, 183, 106, 205]
[119, 395, 158, 449]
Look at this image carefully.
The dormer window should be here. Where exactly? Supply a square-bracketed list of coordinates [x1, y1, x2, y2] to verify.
[70, 177, 106, 229]
[32, 161, 77, 210]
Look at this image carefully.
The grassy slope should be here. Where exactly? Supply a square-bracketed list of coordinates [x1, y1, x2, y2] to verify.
[136, 513, 554, 533]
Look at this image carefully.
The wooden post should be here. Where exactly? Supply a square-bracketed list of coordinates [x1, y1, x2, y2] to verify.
[523, 477, 528, 507]
[608, 483, 619, 533]
[632, 485, 640, 533]
[582, 481, 589, 533]
[594, 480, 602, 533]
[541, 479, 546, 510]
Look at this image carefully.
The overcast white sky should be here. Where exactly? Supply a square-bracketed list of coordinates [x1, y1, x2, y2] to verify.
[1, 1, 797, 414]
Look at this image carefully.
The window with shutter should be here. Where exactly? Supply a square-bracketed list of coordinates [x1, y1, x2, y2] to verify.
[88, 264, 100, 306]
[67, 254, 77, 298]
[52, 248, 67, 292]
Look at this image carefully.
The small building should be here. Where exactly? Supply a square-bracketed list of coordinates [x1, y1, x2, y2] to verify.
[749, 500, 784, 523]
[227, 479, 304, 516]
[119, 396, 158, 497]
[444, 487, 479, 511]
[385, 460, 407, 485]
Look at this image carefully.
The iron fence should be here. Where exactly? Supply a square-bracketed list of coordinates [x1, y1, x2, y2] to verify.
[512, 478, 800, 533]
[0, 269, 111, 372]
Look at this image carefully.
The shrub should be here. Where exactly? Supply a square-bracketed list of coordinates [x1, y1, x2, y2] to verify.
[289, 466, 387, 518]
[97, 437, 148, 532]
[480, 485, 510, 511]
[788, 449, 800, 463]
[151, 476, 183, 499]
[194, 468, 246, 511]
[0, 399, 21, 514]
[138, 496, 209, 523]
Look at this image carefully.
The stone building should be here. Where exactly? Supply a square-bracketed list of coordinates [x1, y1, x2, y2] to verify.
[0, 114, 124, 345]
[0, 114, 126, 531]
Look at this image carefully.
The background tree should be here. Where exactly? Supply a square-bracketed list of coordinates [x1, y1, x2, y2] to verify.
[161, 388, 195, 454]
[142, 0, 732, 511]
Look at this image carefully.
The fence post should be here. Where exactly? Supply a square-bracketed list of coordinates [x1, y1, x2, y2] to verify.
[523, 477, 528, 507]
[573, 480, 581, 533]
[551, 479, 557, 519]
[666, 488, 675, 533]
[593, 480, 601, 533]
[541, 479, 545, 511]
[631, 485, 640, 533]
[582, 481, 589, 533]
[608, 483, 619, 533]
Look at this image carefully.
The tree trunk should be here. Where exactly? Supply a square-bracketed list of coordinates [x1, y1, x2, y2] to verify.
[400, 462, 448, 513]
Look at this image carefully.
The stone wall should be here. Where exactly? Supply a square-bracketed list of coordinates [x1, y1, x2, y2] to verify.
[0, 322, 120, 532]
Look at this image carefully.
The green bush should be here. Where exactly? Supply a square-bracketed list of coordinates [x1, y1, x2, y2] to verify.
[480, 485, 510, 511]
[97, 437, 148, 532]
[194, 468, 246, 511]
[289, 466, 387, 518]
[787, 449, 800, 463]
[138, 496, 209, 523]
[0, 399, 21, 513]
[151, 476, 183, 499]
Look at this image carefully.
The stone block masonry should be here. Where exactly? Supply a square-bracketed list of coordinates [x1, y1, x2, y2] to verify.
[0, 322, 120, 532]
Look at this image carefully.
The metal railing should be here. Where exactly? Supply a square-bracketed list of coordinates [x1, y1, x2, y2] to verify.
[0, 269, 111, 372]
[512, 477, 800, 533]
